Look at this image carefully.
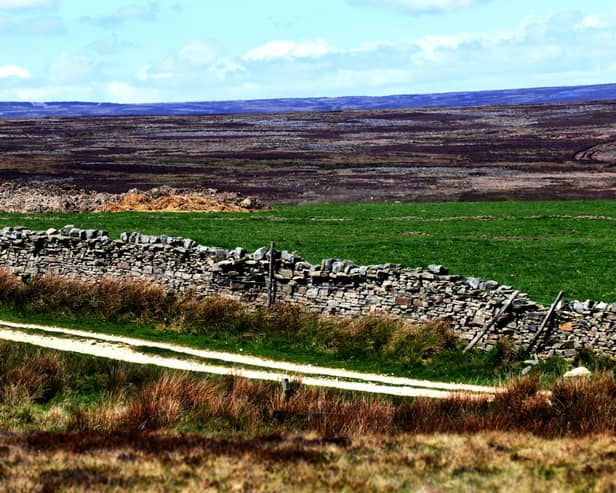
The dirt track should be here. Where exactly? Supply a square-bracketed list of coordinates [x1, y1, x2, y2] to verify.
[0, 320, 500, 399]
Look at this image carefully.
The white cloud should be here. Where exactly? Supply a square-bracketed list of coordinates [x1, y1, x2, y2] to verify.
[8, 4, 614, 104]
[82, 1, 159, 27]
[578, 15, 603, 29]
[136, 64, 173, 81]
[218, 9, 616, 100]
[243, 40, 331, 61]
[178, 41, 217, 67]
[208, 59, 245, 80]
[106, 81, 160, 103]
[131, 39, 245, 88]
[0, 0, 52, 8]
[413, 34, 468, 62]
[11, 84, 94, 101]
[48, 53, 94, 84]
[582, 15, 602, 28]
[347, 0, 486, 14]
[0, 14, 64, 35]
[113, 3, 158, 21]
[0, 65, 30, 79]
[329, 68, 411, 89]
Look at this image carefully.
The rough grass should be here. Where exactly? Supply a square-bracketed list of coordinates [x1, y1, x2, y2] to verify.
[3, 342, 616, 491]
[0, 199, 615, 302]
[4, 432, 616, 492]
[2, 341, 616, 439]
[0, 270, 518, 383]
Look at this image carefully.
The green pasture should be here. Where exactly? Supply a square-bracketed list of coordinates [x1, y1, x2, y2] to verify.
[1, 199, 615, 304]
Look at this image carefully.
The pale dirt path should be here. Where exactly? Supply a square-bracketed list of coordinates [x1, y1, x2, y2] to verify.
[0, 320, 502, 398]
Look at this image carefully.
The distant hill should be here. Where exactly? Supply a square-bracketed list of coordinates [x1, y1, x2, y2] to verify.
[1, 82, 616, 118]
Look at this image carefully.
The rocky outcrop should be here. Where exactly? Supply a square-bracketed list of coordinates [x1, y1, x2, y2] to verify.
[0, 225, 614, 359]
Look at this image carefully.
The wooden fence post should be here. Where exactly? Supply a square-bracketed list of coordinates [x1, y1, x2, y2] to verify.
[527, 291, 564, 350]
[267, 241, 276, 308]
[463, 290, 519, 353]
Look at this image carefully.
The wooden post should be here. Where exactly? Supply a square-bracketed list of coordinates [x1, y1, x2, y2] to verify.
[464, 290, 519, 353]
[527, 291, 564, 350]
[267, 241, 276, 308]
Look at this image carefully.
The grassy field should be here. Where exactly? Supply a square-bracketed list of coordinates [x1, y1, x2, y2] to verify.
[1, 199, 615, 303]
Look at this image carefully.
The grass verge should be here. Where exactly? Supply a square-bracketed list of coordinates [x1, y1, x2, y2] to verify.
[0, 271, 536, 385]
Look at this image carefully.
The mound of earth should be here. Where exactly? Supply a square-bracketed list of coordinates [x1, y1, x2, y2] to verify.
[0, 182, 267, 213]
[98, 189, 264, 213]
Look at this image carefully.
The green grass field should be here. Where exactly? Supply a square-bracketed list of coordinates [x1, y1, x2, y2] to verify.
[1, 199, 614, 303]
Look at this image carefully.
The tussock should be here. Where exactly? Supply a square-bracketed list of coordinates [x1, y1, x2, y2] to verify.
[2, 340, 616, 437]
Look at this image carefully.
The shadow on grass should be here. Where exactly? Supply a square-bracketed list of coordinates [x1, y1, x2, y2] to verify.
[21, 431, 336, 464]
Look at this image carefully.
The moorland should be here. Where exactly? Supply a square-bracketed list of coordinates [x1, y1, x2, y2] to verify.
[0, 100, 615, 203]
[1, 340, 616, 492]
[1, 96, 616, 492]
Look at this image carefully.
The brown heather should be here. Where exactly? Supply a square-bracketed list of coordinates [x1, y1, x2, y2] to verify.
[2, 343, 616, 491]
[3, 431, 616, 492]
[0, 272, 615, 438]
[58, 370, 616, 438]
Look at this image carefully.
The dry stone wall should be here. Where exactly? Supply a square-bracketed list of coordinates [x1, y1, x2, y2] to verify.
[1, 225, 615, 359]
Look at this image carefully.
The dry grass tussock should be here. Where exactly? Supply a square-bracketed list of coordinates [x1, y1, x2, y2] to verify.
[0, 269, 169, 322]
[1, 334, 616, 439]
[0, 343, 65, 406]
[1, 343, 616, 491]
[68, 374, 388, 437]
[3, 431, 616, 492]
[54, 371, 616, 438]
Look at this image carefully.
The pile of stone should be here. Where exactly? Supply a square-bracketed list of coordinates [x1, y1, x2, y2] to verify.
[0, 182, 111, 213]
[0, 181, 267, 213]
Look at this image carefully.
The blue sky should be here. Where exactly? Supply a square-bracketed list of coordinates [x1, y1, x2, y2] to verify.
[0, 0, 615, 102]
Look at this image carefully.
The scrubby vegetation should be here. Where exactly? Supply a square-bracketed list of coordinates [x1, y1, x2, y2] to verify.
[0, 270, 533, 383]
[2, 342, 616, 491]
[4, 431, 616, 492]
[1, 199, 615, 302]
[0, 212, 611, 492]
[0, 201, 614, 490]
[1, 340, 616, 438]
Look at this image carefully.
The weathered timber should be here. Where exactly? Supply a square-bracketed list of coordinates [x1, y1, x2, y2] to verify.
[527, 291, 565, 350]
[463, 290, 519, 353]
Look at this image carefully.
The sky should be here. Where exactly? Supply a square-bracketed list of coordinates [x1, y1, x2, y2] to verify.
[0, 0, 615, 103]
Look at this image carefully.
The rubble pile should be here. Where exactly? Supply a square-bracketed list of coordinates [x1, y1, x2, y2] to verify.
[0, 182, 266, 213]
